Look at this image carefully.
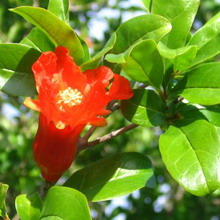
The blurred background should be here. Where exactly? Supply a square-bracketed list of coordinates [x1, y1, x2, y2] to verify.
[0, 0, 220, 219]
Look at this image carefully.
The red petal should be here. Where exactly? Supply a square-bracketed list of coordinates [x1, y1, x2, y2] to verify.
[108, 74, 133, 100]
[54, 46, 87, 92]
[32, 52, 57, 87]
[84, 66, 114, 86]
[88, 117, 107, 127]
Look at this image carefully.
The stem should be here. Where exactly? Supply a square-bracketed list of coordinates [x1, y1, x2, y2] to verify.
[78, 123, 138, 152]
[83, 126, 97, 140]
[39, 181, 54, 198]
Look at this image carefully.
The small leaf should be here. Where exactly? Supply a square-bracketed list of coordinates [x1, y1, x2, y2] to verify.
[0, 183, 8, 218]
[111, 14, 171, 55]
[152, 0, 200, 48]
[188, 12, 220, 66]
[15, 194, 42, 220]
[40, 186, 91, 220]
[48, 0, 69, 23]
[81, 33, 116, 71]
[123, 39, 164, 87]
[64, 152, 155, 202]
[0, 43, 40, 96]
[157, 42, 197, 71]
[159, 119, 220, 196]
[172, 63, 220, 105]
[11, 6, 84, 65]
[21, 28, 55, 52]
[121, 89, 165, 127]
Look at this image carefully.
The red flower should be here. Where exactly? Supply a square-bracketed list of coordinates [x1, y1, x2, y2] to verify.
[24, 46, 133, 182]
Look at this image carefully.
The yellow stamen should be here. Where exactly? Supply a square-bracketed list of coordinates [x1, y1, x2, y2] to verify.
[55, 121, 65, 129]
[57, 87, 83, 110]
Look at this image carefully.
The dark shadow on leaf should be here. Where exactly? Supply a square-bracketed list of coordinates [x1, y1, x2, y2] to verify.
[2, 48, 40, 96]
[64, 152, 155, 201]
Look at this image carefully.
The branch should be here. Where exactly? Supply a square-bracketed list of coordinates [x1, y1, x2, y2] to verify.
[39, 181, 54, 198]
[78, 123, 138, 152]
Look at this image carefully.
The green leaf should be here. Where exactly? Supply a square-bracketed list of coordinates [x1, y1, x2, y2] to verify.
[78, 36, 90, 63]
[141, 0, 152, 12]
[178, 104, 220, 127]
[121, 89, 165, 127]
[159, 119, 220, 196]
[152, 0, 200, 48]
[157, 42, 197, 71]
[80, 33, 116, 71]
[48, 0, 69, 23]
[15, 194, 42, 220]
[21, 28, 55, 52]
[40, 186, 91, 220]
[105, 53, 126, 64]
[122, 39, 164, 87]
[172, 63, 220, 105]
[0, 43, 40, 96]
[11, 6, 84, 65]
[64, 152, 155, 202]
[41, 217, 63, 220]
[0, 183, 8, 218]
[111, 14, 171, 55]
[188, 12, 220, 66]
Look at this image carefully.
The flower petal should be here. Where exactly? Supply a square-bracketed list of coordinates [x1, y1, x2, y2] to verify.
[88, 117, 107, 127]
[108, 74, 133, 100]
[84, 66, 114, 87]
[55, 46, 87, 92]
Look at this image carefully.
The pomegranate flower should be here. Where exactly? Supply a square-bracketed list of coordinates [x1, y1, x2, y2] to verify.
[24, 46, 133, 182]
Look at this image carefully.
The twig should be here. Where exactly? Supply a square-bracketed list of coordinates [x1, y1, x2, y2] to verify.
[39, 181, 54, 198]
[77, 126, 97, 148]
[78, 123, 138, 152]
[83, 126, 97, 140]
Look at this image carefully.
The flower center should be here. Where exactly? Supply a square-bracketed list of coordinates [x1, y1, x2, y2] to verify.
[57, 87, 83, 109]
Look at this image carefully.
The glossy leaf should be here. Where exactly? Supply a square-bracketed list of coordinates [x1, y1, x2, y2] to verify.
[40, 186, 91, 220]
[152, 0, 200, 48]
[48, 0, 69, 23]
[172, 63, 220, 105]
[11, 6, 84, 65]
[111, 14, 171, 55]
[121, 89, 165, 127]
[15, 194, 42, 220]
[0, 183, 8, 218]
[188, 12, 220, 66]
[64, 152, 155, 201]
[81, 33, 116, 71]
[122, 39, 164, 87]
[158, 42, 197, 71]
[20, 28, 55, 52]
[0, 44, 40, 96]
[159, 119, 220, 196]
